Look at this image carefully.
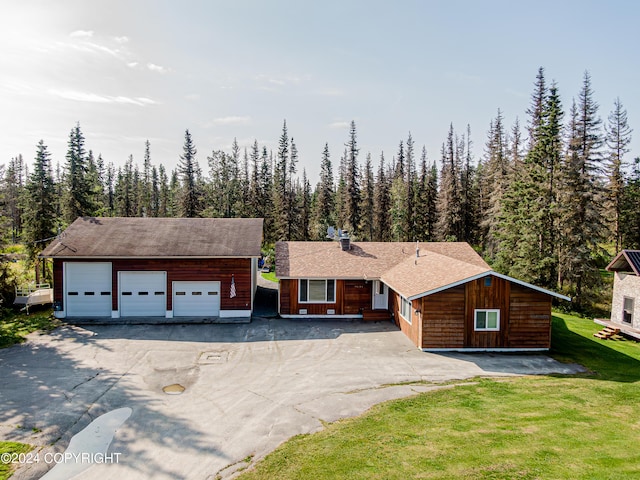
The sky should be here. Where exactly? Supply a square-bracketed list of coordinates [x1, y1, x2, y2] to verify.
[1, 0, 639, 184]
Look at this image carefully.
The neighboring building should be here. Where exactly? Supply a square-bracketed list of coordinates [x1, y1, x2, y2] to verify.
[276, 240, 569, 351]
[40, 217, 263, 320]
[606, 250, 640, 330]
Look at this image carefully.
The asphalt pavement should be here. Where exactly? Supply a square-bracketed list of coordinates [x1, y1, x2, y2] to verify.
[1, 315, 583, 480]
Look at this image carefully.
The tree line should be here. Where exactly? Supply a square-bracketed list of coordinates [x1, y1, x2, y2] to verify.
[1, 68, 638, 309]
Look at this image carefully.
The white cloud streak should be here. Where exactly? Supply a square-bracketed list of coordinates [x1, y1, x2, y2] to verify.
[147, 63, 168, 74]
[49, 89, 158, 106]
[69, 30, 94, 38]
[209, 116, 252, 126]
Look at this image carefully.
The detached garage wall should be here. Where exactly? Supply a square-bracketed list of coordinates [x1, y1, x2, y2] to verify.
[53, 258, 253, 317]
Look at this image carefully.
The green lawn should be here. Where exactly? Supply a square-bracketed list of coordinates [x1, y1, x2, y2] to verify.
[0, 442, 32, 480]
[0, 308, 59, 348]
[239, 313, 640, 479]
[1, 310, 57, 478]
[260, 271, 278, 283]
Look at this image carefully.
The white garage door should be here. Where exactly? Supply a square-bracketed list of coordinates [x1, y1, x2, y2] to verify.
[65, 262, 112, 317]
[120, 271, 166, 317]
[173, 281, 220, 317]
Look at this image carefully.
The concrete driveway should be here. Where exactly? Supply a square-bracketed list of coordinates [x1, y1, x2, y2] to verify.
[1, 318, 583, 480]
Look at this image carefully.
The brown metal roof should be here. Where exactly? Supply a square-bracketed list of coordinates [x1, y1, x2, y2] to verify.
[606, 250, 640, 275]
[40, 217, 263, 258]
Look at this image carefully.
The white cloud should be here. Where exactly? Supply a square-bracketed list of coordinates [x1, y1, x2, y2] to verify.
[114, 36, 129, 44]
[147, 63, 168, 74]
[255, 73, 309, 87]
[69, 30, 94, 38]
[127, 61, 139, 68]
[49, 89, 158, 107]
[329, 121, 350, 129]
[185, 93, 201, 101]
[209, 116, 251, 126]
[314, 87, 346, 97]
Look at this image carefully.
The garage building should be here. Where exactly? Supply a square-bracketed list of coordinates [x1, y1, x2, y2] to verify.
[40, 217, 263, 321]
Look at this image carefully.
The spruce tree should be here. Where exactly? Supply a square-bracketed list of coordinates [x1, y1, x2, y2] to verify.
[557, 74, 606, 307]
[359, 153, 375, 241]
[178, 129, 201, 217]
[260, 147, 274, 242]
[460, 125, 479, 243]
[63, 123, 94, 223]
[248, 140, 261, 219]
[142, 140, 152, 216]
[344, 121, 361, 236]
[373, 152, 391, 241]
[313, 143, 335, 239]
[5, 155, 25, 241]
[479, 112, 509, 256]
[621, 157, 640, 248]
[299, 169, 311, 241]
[436, 124, 463, 241]
[158, 164, 169, 217]
[150, 165, 160, 217]
[604, 98, 633, 251]
[23, 141, 57, 273]
[390, 139, 409, 241]
[272, 121, 289, 240]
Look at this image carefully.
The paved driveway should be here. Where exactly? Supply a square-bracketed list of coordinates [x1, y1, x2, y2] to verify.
[1, 318, 582, 480]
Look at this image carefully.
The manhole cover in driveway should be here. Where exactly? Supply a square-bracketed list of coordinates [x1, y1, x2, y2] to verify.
[198, 351, 229, 364]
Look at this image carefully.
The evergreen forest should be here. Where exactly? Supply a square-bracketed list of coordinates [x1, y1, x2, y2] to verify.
[2, 68, 638, 312]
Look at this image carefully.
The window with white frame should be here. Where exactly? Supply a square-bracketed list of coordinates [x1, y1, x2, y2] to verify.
[299, 279, 335, 303]
[400, 296, 412, 324]
[474, 309, 500, 331]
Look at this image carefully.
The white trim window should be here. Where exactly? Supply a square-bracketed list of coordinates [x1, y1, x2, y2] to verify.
[475, 309, 500, 331]
[400, 296, 412, 324]
[299, 279, 336, 303]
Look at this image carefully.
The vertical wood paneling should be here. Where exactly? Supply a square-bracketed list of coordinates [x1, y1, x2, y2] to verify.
[343, 280, 372, 314]
[507, 284, 552, 348]
[465, 277, 510, 348]
[55, 258, 252, 312]
[421, 286, 465, 349]
[389, 290, 421, 348]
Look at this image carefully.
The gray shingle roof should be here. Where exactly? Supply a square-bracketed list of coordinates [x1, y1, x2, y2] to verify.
[40, 217, 263, 258]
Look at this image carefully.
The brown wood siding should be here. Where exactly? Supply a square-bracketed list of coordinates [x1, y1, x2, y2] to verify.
[280, 279, 371, 316]
[53, 260, 63, 304]
[390, 290, 421, 347]
[465, 276, 510, 348]
[507, 284, 552, 348]
[420, 278, 552, 350]
[342, 280, 372, 314]
[54, 258, 252, 312]
[421, 285, 465, 349]
[280, 279, 292, 314]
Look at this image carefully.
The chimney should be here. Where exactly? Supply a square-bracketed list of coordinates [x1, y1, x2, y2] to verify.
[416, 241, 420, 258]
[339, 231, 351, 251]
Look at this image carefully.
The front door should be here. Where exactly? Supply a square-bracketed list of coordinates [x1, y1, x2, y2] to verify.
[373, 280, 388, 310]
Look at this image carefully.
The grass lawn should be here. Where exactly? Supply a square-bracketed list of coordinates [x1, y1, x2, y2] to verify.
[0, 309, 57, 478]
[0, 308, 58, 349]
[0, 442, 32, 480]
[239, 313, 640, 479]
[260, 271, 278, 283]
